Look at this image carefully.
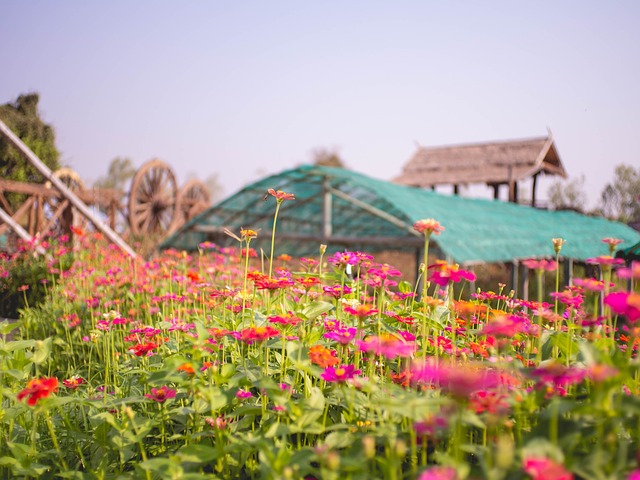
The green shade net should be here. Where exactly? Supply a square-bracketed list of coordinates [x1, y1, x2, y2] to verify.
[162, 165, 640, 264]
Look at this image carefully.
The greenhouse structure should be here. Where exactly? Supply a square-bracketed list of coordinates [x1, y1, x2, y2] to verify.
[162, 165, 639, 269]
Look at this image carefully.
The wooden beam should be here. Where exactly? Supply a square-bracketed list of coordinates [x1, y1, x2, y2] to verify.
[326, 185, 419, 236]
[0, 119, 139, 259]
[0, 206, 47, 255]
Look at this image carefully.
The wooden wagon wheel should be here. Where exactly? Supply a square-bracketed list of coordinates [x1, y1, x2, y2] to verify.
[128, 159, 179, 236]
[43, 168, 87, 237]
[179, 179, 211, 223]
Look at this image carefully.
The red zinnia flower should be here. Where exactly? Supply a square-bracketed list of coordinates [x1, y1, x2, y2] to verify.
[234, 326, 280, 344]
[17, 377, 59, 406]
[268, 188, 295, 202]
[129, 341, 159, 357]
[63, 376, 86, 390]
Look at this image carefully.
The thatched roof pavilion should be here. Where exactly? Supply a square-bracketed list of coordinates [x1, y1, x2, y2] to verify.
[394, 135, 567, 206]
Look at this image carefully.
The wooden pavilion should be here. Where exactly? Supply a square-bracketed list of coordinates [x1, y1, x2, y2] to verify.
[393, 135, 567, 206]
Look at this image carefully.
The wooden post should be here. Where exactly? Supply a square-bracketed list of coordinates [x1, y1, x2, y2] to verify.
[321, 177, 332, 241]
[493, 184, 500, 200]
[453, 184, 459, 195]
[531, 173, 538, 207]
[510, 260, 519, 296]
[562, 257, 573, 287]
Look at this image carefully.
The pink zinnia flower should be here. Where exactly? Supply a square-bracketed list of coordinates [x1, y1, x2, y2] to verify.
[413, 219, 445, 236]
[321, 364, 361, 383]
[418, 466, 458, 480]
[530, 362, 586, 389]
[573, 277, 609, 292]
[522, 259, 557, 271]
[411, 360, 503, 397]
[323, 284, 353, 298]
[343, 304, 379, 319]
[327, 251, 358, 267]
[356, 334, 416, 359]
[605, 292, 640, 322]
[617, 261, 640, 280]
[481, 314, 528, 337]
[145, 386, 177, 403]
[523, 457, 573, 480]
[586, 256, 624, 266]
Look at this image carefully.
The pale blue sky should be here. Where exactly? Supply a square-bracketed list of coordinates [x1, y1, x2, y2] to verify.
[1, 1, 639, 206]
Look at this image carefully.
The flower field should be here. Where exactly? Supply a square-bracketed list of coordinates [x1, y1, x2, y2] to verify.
[1, 192, 640, 479]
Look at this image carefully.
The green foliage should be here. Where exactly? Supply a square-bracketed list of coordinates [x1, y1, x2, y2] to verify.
[0, 242, 73, 318]
[600, 164, 640, 222]
[93, 156, 136, 191]
[0, 93, 61, 211]
[547, 174, 588, 213]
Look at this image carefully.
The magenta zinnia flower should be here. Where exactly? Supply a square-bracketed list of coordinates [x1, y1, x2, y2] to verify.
[321, 364, 361, 383]
[429, 262, 476, 286]
[605, 292, 640, 322]
[145, 386, 176, 403]
[324, 327, 358, 345]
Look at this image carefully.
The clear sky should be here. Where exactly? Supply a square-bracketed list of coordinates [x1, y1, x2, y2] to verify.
[1, 1, 639, 207]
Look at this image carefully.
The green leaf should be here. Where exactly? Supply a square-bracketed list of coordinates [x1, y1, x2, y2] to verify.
[176, 444, 218, 463]
[0, 320, 21, 335]
[32, 337, 52, 364]
[302, 301, 334, 320]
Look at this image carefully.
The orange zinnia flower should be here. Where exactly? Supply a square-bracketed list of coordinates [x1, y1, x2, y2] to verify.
[309, 344, 340, 368]
[17, 377, 59, 406]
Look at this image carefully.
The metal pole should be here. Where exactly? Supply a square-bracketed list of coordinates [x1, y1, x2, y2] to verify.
[0, 119, 139, 259]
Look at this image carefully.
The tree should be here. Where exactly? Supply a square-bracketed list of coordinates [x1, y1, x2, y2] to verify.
[93, 156, 136, 191]
[311, 147, 346, 168]
[0, 93, 61, 209]
[599, 164, 640, 222]
[547, 175, 588, 213]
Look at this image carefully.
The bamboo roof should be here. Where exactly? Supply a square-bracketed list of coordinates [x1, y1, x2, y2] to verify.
[394, 135, 568, 187]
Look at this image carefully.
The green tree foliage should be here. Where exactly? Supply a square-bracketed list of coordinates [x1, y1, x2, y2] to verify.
[93, 156, 136, 191]
[600, 164, 640, 222]
[0, 93, 61, 185]
[547, 175, 588, 213]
